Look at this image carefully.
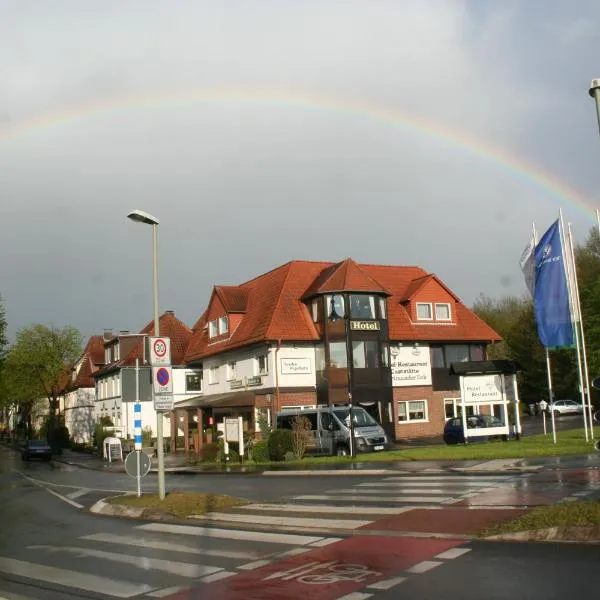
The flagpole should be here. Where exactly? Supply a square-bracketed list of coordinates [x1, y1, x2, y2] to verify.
[567, 221, 594, 440]
[532, 222, 557, 444]
[559, 210, 589, 441]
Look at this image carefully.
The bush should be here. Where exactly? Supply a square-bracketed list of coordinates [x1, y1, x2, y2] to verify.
[291, 415, 312, 459]
[268, 428, 293, 461]
[284, 451, 296, 461]
[93, 424, 109, 453]
[142, 426, 153, 447]
[251, 440, 270, 463]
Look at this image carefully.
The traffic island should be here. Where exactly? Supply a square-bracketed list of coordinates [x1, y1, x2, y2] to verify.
[482, 499, 600, 543]
[90, 491, 248, 520]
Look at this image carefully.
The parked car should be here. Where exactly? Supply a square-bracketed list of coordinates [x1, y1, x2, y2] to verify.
[443, 414, 506, 445]
[548, 399, 584, 417]
[21, 439, 52, 461]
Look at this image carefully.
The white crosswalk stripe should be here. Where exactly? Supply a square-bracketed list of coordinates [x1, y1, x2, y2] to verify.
[0, 473, 523, 599]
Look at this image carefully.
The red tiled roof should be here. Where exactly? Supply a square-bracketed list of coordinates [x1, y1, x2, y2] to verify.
[215, 286, 249, 313]
[302, 258, 390, 298]
[399, 273, 459, 303]
[184, 260, 500, 362]
[71, 335, 106, 389]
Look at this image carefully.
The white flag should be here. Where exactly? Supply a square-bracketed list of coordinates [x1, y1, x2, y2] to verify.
[519, 236, 535, 298]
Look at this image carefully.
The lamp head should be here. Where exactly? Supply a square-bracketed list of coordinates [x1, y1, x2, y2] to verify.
[127, 209, 159, 225]
[589, 79, 600, 98]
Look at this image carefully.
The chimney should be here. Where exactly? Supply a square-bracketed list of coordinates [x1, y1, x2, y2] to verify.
[165, 310, 175, 316]
[103, 329, 113, 341]
[119, 330, 130, 336]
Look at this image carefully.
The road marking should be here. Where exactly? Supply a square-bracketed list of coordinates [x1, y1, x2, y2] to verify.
[325, 487, 466, 496]
[27, 545, 221, 578]
[0, 556, 153, 598]
[435, 547, 471, 560]
[367, 575, 407, 590]
[237, 559, 272, 570]
[147, 587, 186, 598]
[138, 523, 327, 546]
[80, 533, 260, 560]
[239, 503, 414, 515]
[406, 560, 443, 573]
[384, 475, 515, 482]
[356, 481, 503, 488]
[294, 494, 453, 503]
[336, 593, 373, 600]
[309, 537, 343, 547]
[263, 470, 392, 476]
[200, 571, 237, 583]
[66, 488, 90, 500]
[192, 512, 371, 530]
[15, 472, 84, 509]
[278, 547, 313, 557]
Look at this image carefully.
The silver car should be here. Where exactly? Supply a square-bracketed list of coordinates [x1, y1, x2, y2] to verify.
[549, 399, 584, 417]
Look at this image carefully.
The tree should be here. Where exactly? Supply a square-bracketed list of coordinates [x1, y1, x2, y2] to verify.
[0, 296, 8, 428]
[3, 324, 82, 439]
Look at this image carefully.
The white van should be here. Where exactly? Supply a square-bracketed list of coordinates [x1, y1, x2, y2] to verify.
[276, 405, 388, 456]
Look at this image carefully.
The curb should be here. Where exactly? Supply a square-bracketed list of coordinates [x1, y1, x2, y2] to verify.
[484, 525, 600, 543]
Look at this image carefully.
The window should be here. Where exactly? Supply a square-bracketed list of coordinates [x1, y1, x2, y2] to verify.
[209, 320, 218, 338]
[254, 407, 271, 433]
[227, 361, 237, 380]
[328, 341, 347, 368]
[445, 345, 470, 364]
[219, 316, 229, 335]
[444, 398, 460, 420]
[435, 303, 451, 321]
[470, 345, 485, 361]
[256, 355, 268, 375]
[326, 295, 345, 321]
[381, 343, 390, 367]
[186, 372, 202, 392]
[397, 400, 428, 423]
[416, 303, 433, 320]
[431, 344, 484, 368]
[379, 297, 387, 319]
[350, 295, 376, 319]
[311, 299, 319, 322]
[430, 346, 445, 368]
[353, 341, 379, 368]
[209, 366, 219, 384]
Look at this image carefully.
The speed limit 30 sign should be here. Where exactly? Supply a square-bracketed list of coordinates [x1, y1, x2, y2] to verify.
[148, 337, 171, 366]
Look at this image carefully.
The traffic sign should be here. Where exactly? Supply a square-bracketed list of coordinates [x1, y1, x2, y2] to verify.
[152, 366, 173, 394]
[148, 336, 171, 366]
[125, 449, 151, 478]
[154, 395, 174, 411]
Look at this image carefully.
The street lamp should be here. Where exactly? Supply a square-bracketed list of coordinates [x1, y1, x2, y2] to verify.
[589, 79, 600, 134]
[127, 209, 166, 500]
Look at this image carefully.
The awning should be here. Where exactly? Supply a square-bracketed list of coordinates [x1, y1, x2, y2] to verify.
[174, 391, 257, 409]
[449, 360, 522, 376]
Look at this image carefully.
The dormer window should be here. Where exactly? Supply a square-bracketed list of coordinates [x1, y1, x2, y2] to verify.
[219, 316, 229, 335]
[209, 320, 218, 338]
[435, 303, 451, 321]
[416, 302, 433, 320]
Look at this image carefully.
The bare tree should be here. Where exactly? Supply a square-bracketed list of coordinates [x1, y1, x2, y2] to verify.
[291, 415, 312, 459]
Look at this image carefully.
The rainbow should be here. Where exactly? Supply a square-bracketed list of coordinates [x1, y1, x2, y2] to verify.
[0, 86, 596, 222]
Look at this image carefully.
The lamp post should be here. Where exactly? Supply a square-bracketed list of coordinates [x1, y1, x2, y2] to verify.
[127, 209, 166, 500]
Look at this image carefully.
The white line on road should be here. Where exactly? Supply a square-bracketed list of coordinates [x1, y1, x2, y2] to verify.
[383, 475, 515, 482]
[66, 488, 90, 500]
[356, 481, 503, 488]
[324, 488, 466, 495]
[80, 533, 261, 560]
[336, 593, 373, 600]
[406, 560, 443, 574]
[294, 494, 453, 503]
[200, 571, 237, 583]
[15, 472, 84, 509]
[367, 575, 407, 590]
[239, 503, 414, 515]
[237, 559, 272, 570]
[435, 547, 472, 560]
[0, 557, 153, 598]
[27, 545, 221, 578]
[137, 522, 328, 546]
[192, 512, 371, 530]
[146, 587, 186, 598]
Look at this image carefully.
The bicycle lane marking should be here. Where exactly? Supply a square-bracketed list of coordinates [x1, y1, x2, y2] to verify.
[164, 535, 466, 600]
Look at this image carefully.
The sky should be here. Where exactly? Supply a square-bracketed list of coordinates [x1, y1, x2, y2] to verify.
[2, 0, 600, 343]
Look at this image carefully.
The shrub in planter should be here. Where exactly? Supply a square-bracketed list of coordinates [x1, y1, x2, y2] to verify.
[251, 440, 269, 463]
[268, 428, 293, 462]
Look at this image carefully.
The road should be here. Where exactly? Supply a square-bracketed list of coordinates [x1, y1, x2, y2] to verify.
[1, 444, 599, 599]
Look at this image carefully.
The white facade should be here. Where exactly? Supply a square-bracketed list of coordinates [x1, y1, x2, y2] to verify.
[63, 388, 95, 444]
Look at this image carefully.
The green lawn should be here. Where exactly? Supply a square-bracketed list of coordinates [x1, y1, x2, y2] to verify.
[483, 500, 600, 536]
[194, 426, 600, 467]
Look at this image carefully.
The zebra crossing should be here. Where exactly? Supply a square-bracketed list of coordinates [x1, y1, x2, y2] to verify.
[190, 473, 526, 530]
[0, 520, 343, 599]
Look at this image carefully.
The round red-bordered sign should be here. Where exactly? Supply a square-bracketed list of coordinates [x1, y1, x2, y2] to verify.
[153, 338, 167, 358]
[156, 367, 170, 386]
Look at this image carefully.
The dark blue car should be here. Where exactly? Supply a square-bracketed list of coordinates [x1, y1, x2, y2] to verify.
[443, 414, 506, 445]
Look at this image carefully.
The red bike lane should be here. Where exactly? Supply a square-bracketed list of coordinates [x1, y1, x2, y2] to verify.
[166, 535, 466, 600]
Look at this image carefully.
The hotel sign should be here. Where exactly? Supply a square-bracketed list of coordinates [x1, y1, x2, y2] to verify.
[350, 320, 380, 331]
[280, 358, 312, 375]
[390, 344, 432, 387]
[462, 374, 503, 403]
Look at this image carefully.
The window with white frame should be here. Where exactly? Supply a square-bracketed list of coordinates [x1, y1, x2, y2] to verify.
[416, 302, 433, 320]
[254, 407, 271, 432]
[186, 372, 202, 392]
[209, 365, 219, 384]
[379, 297, 387, 319]
[209, 320, 218, 338]
[256, 354, 268, 375]
[219, 316, 229, 335]
[444, 397, 460, 420]
[397, 400, 428, 423]
[311, 299, 319, 322]
[435, 303, 451, 321]
[227, 361, 237, 380]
